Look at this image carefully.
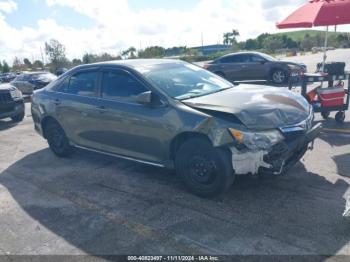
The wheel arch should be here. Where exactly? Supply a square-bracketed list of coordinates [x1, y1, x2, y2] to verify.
[41, 116, 61, 139]
[169, 132, 213, 160]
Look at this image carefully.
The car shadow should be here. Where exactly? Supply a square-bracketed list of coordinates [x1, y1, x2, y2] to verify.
[0, 119, 19, 131]
[0, 148, 349, 256]
[332, 153, 350, 178]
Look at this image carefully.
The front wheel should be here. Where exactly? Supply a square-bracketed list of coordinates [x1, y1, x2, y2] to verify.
[45, 120, 74, 157]
[175, 138, 235, 198]
[11, 112, 25, 122]
[321, 111, 330, 120]
[271, 69, 287, 84]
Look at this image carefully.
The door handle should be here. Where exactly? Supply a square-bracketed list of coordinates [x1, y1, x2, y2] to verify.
[53, 99, 61, 105]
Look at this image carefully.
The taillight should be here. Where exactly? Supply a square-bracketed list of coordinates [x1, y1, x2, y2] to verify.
[203, 64, 209, 69]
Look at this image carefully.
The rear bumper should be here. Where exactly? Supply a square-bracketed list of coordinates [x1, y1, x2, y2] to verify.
[0, 100, 25, 120]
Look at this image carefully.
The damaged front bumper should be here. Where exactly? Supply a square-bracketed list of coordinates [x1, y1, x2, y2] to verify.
[230, 123, 322, 176]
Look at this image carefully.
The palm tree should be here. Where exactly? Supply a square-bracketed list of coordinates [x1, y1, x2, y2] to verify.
[223, 29, 240, 45]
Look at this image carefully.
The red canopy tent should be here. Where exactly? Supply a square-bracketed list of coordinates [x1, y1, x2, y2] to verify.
[277, 0, 350, 70]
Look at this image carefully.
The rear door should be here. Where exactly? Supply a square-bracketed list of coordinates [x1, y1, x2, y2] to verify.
[241, 54, 270, 80]
[219, 55, 246, 81]
[51, 69, 103, 150]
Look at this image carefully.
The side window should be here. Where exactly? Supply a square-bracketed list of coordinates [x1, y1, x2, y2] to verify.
[68, 71, 98, 97]
[220, 55, 243, 64]
[249, 55, 266, 63]
[101, 70, 147, 102]
[50, 71, 98, 96]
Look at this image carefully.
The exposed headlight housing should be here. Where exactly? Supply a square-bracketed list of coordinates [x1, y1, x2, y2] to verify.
[229, 128, 284, 150]
[10, 89, 22, 99]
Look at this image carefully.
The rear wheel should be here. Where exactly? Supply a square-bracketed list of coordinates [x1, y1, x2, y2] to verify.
[335, 111, 345, 124]
[45, 119, 74, 157]
[175, 138, 235, 198]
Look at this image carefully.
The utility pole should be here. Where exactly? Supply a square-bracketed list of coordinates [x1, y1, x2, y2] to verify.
[40, 46, 45, 64]
[201, 32, 204, 47]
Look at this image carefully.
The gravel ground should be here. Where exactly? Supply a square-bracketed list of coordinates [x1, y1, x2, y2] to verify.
[0, 103, 349, 259]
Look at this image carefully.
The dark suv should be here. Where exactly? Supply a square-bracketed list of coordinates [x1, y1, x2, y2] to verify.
[0, 83, 25, 122]
[31, 59, 321, 197]
[205, 52, 306, 84]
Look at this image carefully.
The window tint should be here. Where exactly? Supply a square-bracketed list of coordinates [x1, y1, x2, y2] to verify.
[249, 55, 266, 63]
[220, 55, 242, 63]
[101, 71, 147, 101]
[65, 71, 98, 97]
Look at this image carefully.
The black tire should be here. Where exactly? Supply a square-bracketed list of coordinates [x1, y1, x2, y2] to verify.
[175, 138, 235, 198]
[271, 69, 288, 84]
[11, 112, 25, 122]
[335, 111, 346, 124]
[45, 119, 74, 157]
[321, 111, 330, 120]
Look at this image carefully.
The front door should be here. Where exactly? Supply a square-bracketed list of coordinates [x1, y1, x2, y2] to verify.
[95, 69, 171, 164]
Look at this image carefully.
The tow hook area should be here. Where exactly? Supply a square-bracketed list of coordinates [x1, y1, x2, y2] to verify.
[230, 147, 272, 175]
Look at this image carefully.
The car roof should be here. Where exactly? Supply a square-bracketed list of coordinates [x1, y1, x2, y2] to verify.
[74, 59, 185, 71]
[20, 71, 51, 75]
[221, 51, 265, 58]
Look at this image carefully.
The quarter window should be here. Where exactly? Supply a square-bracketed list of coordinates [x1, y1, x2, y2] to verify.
[101, 71, 147, 102]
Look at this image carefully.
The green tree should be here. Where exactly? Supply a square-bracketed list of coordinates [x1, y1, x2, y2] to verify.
[262, 35, 284, 52]
[82, 53, 96, 64]
[33, 60, 44, 69]
[23, 58, 32, 69]
[45, 39, 69, 72]
[12, 57, 24, 71]
[122, 47, 137, 59]
[0, 61, 2, 72]
[2, 60, 10, 73]
[138, 46, 165, 58]
[223, 29, 240, 45]
[72, 58, 82, 67]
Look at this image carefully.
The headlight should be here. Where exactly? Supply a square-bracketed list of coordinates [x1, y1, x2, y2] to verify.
[229, 128, 284, 150]
[10, 89, 22, 99]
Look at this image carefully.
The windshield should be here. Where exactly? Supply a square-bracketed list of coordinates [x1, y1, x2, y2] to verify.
[140, 62, 233, 100]
[259, 53, 277, 62]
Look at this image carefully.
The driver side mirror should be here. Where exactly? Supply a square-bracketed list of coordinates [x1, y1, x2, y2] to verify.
[136, 91, 152, 105]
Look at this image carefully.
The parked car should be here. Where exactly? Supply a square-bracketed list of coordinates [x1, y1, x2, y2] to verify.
[0, 73, 17, 83]
[0, 83, 25, 122]
[11, 72, 57, 95]
[55, 68, 68, 76]
[31, 59, 321, 197]
[204, 52, 307, 84]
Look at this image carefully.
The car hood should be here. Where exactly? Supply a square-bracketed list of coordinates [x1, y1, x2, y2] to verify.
[277, 60, 306, 69]
[182, 85, 311, 130]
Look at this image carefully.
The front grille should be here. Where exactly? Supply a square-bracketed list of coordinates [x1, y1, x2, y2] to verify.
[0, 92, 12, 103]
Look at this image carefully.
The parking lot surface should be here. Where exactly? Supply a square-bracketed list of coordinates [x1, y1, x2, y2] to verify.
[0, 103, 350, 257]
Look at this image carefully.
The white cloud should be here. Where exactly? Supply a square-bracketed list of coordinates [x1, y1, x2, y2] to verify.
[0, 0, 17, 13]
[0, 0, 349, 64]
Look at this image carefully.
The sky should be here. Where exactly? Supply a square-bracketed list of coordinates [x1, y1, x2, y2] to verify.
[0, 0, 349, 64]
